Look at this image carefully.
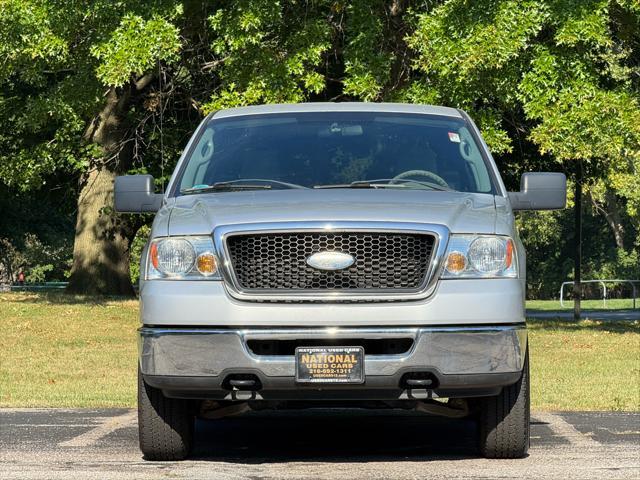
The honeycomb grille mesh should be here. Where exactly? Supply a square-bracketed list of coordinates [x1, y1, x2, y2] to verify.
[226, 232, 435, 292]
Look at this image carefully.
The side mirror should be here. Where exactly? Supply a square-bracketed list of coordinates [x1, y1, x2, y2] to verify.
[508, 172, 566, 211]
[114, 175, 163, 213]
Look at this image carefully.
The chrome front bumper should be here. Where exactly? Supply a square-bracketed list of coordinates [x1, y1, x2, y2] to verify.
[139, 325, 527, 400]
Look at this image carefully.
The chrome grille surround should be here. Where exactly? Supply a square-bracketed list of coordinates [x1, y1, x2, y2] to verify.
[213, 222, 450, 302]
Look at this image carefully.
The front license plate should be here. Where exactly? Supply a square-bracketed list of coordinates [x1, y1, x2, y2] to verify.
[295, 346, 365, 384]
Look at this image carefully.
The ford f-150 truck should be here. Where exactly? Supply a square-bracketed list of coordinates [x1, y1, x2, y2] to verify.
[114, 103, 566, 460]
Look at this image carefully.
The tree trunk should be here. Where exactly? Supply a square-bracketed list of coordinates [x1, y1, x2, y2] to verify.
[588, 188, 626, 250]
[386, 0, 411, 96]
[603, 189, 625, 250]
[67, 166, 135, 295]
[67, 85, 143, 296]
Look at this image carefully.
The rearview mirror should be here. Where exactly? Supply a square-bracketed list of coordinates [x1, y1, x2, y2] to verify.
[114, 175, 163, 213]
[508, 172, 566, 211]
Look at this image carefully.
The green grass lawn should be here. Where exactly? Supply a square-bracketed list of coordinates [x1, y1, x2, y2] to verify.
[1, 291, 638, 410]
[528, 318, 639, 411]
[527, 298, 638, 311]
[0, 292, 138, 408]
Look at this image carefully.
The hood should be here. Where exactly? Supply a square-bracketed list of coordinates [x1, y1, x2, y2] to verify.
[158, 189, 507, 237]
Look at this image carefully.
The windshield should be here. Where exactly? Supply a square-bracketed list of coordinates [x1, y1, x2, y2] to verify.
[175, 112, 495, 195]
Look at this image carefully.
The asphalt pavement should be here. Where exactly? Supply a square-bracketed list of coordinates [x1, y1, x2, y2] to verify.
[1, 408, 639, 479]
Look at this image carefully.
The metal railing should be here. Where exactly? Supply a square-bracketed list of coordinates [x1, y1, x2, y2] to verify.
[1, 281, 68, 292]
[559, 279, 639, 309]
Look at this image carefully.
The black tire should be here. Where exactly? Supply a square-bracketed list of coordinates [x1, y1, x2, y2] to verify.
[477, 348, 530, 459]
[138, 368, 195, 461]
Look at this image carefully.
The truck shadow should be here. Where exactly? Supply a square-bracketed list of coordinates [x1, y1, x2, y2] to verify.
[7, 290, 135, 306]
[191, 409, 481, 463]
[526, 316, 639, 334]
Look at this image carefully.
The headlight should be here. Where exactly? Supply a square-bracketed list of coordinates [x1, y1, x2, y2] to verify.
[147, 236, 221, 280]
[441, 235, 517, 278]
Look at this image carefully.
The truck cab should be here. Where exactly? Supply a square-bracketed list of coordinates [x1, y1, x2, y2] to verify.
[115, 103, 566, 460]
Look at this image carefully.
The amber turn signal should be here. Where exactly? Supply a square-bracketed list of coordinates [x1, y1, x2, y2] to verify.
[445, 251, 467, 274]
[505, 239, 514, 268]
[149, 242, 159, 269]
[196, 252, 218, 276]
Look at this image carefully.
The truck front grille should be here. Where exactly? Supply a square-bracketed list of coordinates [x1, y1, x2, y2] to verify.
[226, 232, 435, 292]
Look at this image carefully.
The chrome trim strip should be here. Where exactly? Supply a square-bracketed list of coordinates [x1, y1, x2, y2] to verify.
[140, 325, 522, 336]
[139, 325, 527, 377]
[213, 221, 450, 302]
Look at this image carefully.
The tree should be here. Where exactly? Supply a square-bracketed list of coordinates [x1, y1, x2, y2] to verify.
[207, 0, 639, 283]
[405, 0, 639, 313]
[0, 178, 74, 284]
[0, 1, 208, 294]
[1, 0, 638, 295]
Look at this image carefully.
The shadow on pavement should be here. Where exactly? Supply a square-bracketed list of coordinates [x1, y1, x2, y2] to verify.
[190, 409, 483, 463]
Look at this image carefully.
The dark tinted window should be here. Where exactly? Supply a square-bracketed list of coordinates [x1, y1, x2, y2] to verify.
[177, 112, 494, 193]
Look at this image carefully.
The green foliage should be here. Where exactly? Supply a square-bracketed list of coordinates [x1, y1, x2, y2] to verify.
[0, 233, 72, 284]
[0, 180, 75, 284]
[410, 0, 547, 79]
[27, 264, 54, 283]
[516, 210, 571, 297]
[407, 0, 640, 163]
[518, 50, 640, 162]
[403, 0, 639, 297]
[92, 10, 182, 87]
[0, 1, 94, 188]
[205, 0, 333, 110]
[403, 0, 547, 154]
[0, 1, 68, 80]
[341, 0, 392, 100]
[517, 187, 639, 299]
[129, 225, 150, 285]
[0, 0, 638, 296]
[0, 1, 186, 189]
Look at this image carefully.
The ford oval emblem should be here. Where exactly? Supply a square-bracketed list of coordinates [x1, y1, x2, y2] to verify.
[306, 251, 355, 271]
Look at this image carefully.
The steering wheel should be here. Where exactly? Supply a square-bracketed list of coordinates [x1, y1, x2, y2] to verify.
[391, 170, 450, 189]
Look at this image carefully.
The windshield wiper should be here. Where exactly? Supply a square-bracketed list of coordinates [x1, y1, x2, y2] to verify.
[181, 182, 272, 194]
[181, 178, 308, 195]
[240, 179, 308, 189]
[314, 181, 381, 189]
[314, 179, 453, 191]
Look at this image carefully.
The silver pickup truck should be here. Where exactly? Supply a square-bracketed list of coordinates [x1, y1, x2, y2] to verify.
[115, 103, 566, 461]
